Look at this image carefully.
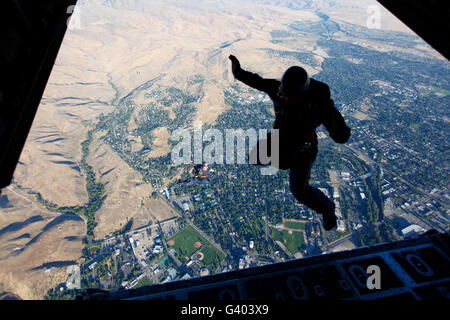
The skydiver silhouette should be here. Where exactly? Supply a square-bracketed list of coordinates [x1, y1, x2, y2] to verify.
[229, 54, 351, 231]
[179, 162, 215, 186]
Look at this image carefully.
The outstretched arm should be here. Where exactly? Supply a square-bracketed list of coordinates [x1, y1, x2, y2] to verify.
[229, 55, 279, 95]
[321, 85, 351, 144]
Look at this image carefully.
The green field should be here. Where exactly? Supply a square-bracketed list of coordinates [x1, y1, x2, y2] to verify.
[168, 225, 225, 271]
[199, 245, 225, 271]
[134, 276, 152, 289]
[156, 255, 170, 268]
[168, 225, 209, 260]
[272, 228, 305, 254]
[284, 220, 306, 230]
[417, 86, 450, 97]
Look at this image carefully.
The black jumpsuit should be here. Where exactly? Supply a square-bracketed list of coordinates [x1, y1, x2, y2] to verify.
[233, 67, 351, 216]
[182, 165, 211, 186]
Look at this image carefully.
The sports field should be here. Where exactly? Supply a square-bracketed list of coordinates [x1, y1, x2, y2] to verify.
[283, 220, 306, 230]
[199, 245, 225, 271]
[168, 225, 208, 260]
[168, 225, 224, 271]
[272, 228, 305, 254]
[156, 255, 170, 268]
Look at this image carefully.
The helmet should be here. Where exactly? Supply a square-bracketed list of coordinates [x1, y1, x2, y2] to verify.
[280, 66, 310, 97]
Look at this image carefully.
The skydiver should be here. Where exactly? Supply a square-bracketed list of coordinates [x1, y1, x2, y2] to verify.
[178, 161, 215, 186]
[229, 54, 351, 231]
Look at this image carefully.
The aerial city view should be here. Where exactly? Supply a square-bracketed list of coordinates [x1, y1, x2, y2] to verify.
[0, 0, 448, 299]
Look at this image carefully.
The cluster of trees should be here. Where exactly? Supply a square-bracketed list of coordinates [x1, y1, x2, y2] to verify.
[79, 130, 105, 239]
[219, 90, 272, 130]
[111, 218, 134, 238]
[136, 103, 171, 135]
[263, 48, 320, 68]
[33, 192, 58, 210]
[157, 86, 197, 107]
[28, 129, 105, 240]
[45, 288, 80, 300]
[365, 168, 384, 222]
[288, 18, 340, 39]
[355, 222, 396, 247]
[101, 85, 200, 188]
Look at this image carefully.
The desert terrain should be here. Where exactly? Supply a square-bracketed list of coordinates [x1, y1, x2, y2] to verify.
[0, 186, 85, 299]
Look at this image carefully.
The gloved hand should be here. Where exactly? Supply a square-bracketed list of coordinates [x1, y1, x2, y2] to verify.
[229, 55, 241, 76]
[330, 125, 351, 144]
